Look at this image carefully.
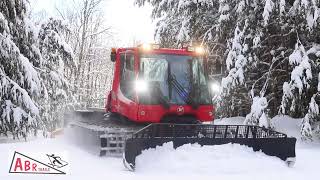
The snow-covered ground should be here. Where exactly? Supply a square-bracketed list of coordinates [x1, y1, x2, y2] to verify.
[1, 116, 319, 180]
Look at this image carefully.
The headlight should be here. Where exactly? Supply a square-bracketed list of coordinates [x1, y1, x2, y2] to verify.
[186, 46, 205, 54]
[135, 80, 148, 92]
[142, 43, 151, 51]
[211, 82, 220, 93]
[140, 43, 160, 51]
[195, 46, 204, 54]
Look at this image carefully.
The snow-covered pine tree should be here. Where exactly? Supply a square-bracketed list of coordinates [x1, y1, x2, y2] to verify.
[0, 0, 44, 139]
[281, 40, 313, 116]
[220, 23, 251, 117]
[279, 0, 320, 139]
[280, 39, 320, 139]
[243, 0, 292, 127]
[37, 18, 75, 131]
[0, 1, 76, 139]
[217, 0, 319, 128]
[301, 95, 320, 140]
[218, 1, 255, 118]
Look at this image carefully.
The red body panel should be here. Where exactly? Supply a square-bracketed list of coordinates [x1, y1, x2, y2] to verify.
[136, 105, 214, 123]
[106, 47, 214, 123]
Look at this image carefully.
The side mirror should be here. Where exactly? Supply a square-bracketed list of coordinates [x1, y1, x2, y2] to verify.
[110, 48, 116, 62]
[110, 52, 116, 62]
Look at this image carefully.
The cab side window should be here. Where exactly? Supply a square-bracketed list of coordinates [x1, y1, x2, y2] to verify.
[120, 52, 135, 100]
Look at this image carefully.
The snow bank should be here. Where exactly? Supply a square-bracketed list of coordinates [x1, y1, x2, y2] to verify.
[215, 115, 303, 139]
[135, 142, 286, 175]
[272, 115, 303, 139]
[134, 133, 320, 179]
[214, 116, 245, 125]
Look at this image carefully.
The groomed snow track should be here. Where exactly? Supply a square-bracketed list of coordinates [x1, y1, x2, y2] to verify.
[123, 124, 297, 171]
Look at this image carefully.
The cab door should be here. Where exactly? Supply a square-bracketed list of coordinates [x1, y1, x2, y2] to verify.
[117, 50, 138, 120]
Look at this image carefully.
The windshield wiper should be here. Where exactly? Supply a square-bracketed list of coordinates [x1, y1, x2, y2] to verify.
[168, 74, 197, 108]
[150, 82, 170, 109]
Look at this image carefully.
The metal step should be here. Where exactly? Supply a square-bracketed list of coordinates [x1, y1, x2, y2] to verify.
[100, 131, 134, 156]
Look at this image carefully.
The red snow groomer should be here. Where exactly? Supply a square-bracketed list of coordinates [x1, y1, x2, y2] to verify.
[65, 44, 296, 171]
[106, 43, 217, 124]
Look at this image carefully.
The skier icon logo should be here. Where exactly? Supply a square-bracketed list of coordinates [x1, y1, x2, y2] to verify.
[46, 154, 68, 168]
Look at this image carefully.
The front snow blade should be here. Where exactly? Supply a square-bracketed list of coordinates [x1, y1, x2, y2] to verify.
[123, 124, 296, 171]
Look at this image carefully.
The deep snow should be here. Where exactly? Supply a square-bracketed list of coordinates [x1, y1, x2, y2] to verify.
[0, 116, 320, 180]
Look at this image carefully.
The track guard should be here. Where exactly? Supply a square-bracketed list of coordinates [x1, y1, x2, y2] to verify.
[123, 124, 297, 171]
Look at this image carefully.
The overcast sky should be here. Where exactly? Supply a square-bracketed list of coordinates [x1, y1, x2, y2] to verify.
[29, 0, 155, 46]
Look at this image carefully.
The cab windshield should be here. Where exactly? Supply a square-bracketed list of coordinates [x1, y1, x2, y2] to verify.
[139, 54, 211, 105]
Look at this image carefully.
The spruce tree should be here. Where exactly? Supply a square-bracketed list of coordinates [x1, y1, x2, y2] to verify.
[0, 0, 43, 139]
[0, 1, 75, 139]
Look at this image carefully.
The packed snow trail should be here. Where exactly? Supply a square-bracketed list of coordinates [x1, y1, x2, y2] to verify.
[0, 116, 319, 180]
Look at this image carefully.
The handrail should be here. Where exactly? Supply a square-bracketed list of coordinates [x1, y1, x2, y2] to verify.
[130, 124, 288, 139]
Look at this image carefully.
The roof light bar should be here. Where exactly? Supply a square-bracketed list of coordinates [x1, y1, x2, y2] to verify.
[195, 46, 204, 54]
[139, 43, 160, 51]
[187, 46, 195, 52]
[186, 46, 205, 54]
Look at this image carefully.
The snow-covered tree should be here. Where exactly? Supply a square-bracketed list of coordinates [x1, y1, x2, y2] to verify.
[281, 40, 320, 139]
[223, 25, 248, 90]
[301, 96, 320, 140]
[0, 1, 76, 139]
[0, 0, 43, 138]
[220, 23, 251, 117]
[281, 40, 313, 115]
[245, 96, 271, 127]
[37, 18, 76, 131]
